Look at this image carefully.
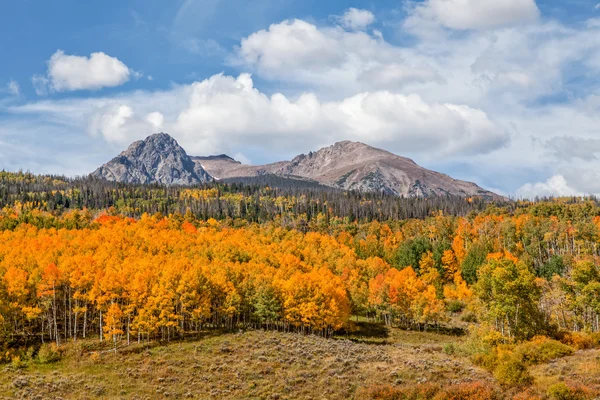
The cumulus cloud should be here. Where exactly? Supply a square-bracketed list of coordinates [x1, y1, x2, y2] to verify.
[234, 16, 600, 106]
[335, 8, 375, 30]
[516, 175, 582, 199]
[404, 0, 540, 32]
[173, 73, 507, 156]
[235, 19, 443, 94]
[12, 73, 509, 160]
[33, 50, 132, 94]
[238, 20, 345, 74]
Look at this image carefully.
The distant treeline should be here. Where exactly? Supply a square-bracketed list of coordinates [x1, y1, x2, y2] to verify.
[0, 171, 511, 224]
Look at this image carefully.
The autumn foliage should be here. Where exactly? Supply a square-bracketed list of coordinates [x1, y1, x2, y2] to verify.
[2, 193, 600, 349]
[0, 213, 456, 345]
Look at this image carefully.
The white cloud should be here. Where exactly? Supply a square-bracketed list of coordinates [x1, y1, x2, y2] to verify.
[516, 175, 582, 199]
[238, 20, 345, 74]
[235, 19, 442, 94]
[596, 3, 600, 10]
[11, 73, 508, 160]
[146, 111, 164, 130]
[336, 8, 376, 31]
[6, 80, 20, 96]
[404, 0, 540, 32]
[235, 17, 600, 106]
[34, 50, 132, 93]
[89, 105, 135, 143]
[172, 73, 507, 156]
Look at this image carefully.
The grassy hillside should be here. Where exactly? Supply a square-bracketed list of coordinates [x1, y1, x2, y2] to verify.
[1, 323, 598, 399]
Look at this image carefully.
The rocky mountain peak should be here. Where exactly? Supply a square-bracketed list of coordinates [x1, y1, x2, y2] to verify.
[92, 133, 212, 185]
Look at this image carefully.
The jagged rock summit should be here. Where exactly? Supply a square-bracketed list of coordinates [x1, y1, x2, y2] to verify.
[196, 141, 501, 199]
[92, 133, 212, 185]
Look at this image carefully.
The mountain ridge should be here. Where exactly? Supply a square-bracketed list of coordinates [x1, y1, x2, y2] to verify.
[92, 133, 501, 199]
[194, 140, 501, 199]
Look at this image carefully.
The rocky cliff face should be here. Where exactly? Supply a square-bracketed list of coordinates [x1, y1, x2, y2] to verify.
[92, 133, 212, 185]
[196, 141, 501, 199]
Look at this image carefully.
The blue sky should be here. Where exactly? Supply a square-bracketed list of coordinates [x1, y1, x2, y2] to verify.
[1, 0, 600, 197]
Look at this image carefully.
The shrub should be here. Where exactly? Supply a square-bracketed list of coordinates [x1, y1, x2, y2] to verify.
[10, 355, 27, 369]
[514, 336, 574, 365]
[435, 382, 499, 400]
[359, 382, 500, 400]
[492, 356, 533, 386]
[25, 346, 36, 361]
[89, 351, 101, 363]
[37, 343, 62, 364]
[560, 332, 600, 350]
[512, 388, 543, 400]
[547, 382, 597, 400]
[447, 300, 465, 313]
[471, 351, 498, 372]
[443, 343, 456, 355]
[460, 312, 478, 323]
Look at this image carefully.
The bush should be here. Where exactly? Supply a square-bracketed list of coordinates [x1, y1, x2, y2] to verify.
[37, 343, 62, 364]
[471, 335, 576, 387]
[10, 355, 27, 369]
[443, 343, 456, 355]
[547, 382, 597, 400]
[359, 382, 500, 400]
[438, 382, 499, 400]
[471, 351, 498, 372]
[446, 300, 465, 313]
[560, 332, 600, 350]
[492, 356, 533, 386]
[460, 312, 478, 323]
[514, 336, 574, 365]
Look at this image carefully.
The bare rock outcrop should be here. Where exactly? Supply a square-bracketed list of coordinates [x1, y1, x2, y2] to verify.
[92, 133, 212, 185]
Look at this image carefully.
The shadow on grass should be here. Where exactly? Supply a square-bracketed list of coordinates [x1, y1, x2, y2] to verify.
[432, 326, 466, 337]
[335, 321, 466, 345]
[335, 321, 391, 345]
[81, 330, 227, 356]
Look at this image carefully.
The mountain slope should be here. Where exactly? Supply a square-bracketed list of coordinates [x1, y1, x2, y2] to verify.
[196, 141, 500, 199]
[92, 133, 212, 185]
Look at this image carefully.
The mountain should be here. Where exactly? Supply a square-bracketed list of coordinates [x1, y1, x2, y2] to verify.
[195, 141, 501, 199]
[92, 133, 212, 185]
[92, 133, 500, 199]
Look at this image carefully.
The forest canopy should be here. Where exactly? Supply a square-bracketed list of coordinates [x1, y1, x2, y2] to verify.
[1, 171, 600, 352]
